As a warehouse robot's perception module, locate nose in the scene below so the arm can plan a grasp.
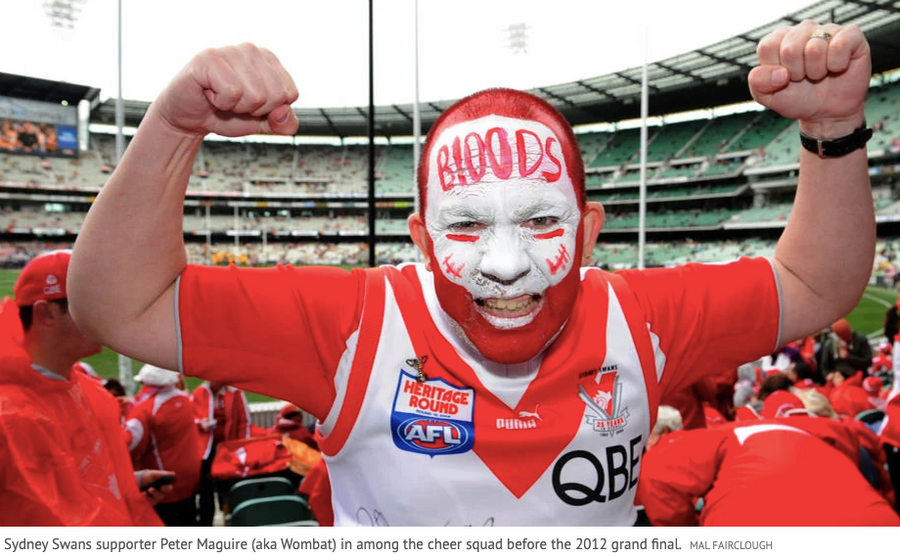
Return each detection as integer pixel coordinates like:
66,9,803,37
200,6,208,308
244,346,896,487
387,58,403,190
478,228,531,285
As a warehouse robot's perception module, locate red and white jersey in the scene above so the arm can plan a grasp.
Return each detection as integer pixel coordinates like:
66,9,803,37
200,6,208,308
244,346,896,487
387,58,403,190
124,387,203,503
882,340,900,448
191,383,251,459
177,258,779,526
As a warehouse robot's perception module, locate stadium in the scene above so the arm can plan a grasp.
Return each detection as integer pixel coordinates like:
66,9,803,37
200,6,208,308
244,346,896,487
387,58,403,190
2,0,900,530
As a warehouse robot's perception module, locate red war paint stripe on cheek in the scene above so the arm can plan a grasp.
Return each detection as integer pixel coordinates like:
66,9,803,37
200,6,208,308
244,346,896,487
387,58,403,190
442,255,464,278
533,229,564,240
547,244,571,275
446,234,479,243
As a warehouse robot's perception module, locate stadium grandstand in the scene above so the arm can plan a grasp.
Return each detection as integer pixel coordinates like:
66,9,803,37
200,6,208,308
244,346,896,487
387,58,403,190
0,2,898,277
3,1,900,282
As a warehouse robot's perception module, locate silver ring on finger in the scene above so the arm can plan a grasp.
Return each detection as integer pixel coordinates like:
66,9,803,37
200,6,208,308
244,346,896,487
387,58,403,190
809,29,833,42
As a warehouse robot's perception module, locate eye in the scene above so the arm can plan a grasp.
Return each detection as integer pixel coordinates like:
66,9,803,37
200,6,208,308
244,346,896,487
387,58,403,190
523,216,560,231
449,221,486,232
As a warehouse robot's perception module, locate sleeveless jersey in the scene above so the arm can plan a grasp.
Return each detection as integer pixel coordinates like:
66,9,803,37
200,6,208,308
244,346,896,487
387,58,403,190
177,258,780,526
317,265,659,526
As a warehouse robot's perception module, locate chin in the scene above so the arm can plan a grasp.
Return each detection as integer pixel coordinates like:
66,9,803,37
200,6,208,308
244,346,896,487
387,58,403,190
467,324,558,364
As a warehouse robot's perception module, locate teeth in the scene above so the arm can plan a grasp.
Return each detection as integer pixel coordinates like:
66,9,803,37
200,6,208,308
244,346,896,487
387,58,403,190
484,297,532,310
480,295,539,316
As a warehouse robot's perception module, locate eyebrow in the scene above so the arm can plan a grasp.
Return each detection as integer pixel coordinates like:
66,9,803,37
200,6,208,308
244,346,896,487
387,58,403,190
437,201,492,221
511,200,571,220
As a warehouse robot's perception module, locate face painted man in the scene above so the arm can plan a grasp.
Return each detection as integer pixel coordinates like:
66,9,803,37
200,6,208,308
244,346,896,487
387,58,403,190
409,89,604,364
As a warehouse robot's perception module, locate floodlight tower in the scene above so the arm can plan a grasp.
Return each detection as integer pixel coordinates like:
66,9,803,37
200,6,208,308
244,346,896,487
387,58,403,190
42,0,86,29
507,23,529,54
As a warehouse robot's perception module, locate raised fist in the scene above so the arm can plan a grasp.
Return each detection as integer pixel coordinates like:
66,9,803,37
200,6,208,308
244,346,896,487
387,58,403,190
153,43,299,138
749,21,870,136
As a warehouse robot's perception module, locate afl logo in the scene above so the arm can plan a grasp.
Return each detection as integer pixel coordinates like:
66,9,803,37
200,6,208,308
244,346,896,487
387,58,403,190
396,418,469,456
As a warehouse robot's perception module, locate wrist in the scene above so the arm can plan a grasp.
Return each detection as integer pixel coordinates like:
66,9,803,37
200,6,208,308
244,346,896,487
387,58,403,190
798,112,867,140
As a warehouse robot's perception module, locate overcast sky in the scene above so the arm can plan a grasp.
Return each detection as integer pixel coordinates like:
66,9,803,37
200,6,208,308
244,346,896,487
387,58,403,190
9,0,817,108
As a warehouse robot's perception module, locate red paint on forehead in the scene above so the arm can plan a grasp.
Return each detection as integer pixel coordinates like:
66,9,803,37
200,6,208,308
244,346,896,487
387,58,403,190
418,88,585,219
434,127,563,192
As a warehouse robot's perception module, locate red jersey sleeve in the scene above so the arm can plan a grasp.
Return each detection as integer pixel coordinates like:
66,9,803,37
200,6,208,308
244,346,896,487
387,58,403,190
177,264,366,420
617,257,780,397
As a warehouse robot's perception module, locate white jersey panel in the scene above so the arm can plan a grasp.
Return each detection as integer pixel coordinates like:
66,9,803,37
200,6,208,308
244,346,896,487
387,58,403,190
322,270,651,526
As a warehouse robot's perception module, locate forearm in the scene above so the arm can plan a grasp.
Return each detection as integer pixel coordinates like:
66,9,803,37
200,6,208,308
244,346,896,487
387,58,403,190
775,116,875,342
70,104,201,360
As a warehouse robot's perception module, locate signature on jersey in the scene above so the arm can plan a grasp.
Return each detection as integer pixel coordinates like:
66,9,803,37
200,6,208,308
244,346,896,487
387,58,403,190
355,507,390,526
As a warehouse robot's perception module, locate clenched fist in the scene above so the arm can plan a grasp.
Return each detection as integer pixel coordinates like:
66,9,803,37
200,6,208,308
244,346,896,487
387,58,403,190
153,43,300,138
749,20,870,137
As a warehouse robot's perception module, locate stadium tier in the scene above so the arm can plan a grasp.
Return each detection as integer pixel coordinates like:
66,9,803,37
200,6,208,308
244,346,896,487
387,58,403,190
3,18,900,277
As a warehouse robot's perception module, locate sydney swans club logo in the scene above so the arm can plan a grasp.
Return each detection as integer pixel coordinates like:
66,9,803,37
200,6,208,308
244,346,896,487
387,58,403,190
391,370,475,457
579,369,629,434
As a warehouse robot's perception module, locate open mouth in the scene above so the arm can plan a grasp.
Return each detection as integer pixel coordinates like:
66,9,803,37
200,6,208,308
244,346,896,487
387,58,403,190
475,294,543,328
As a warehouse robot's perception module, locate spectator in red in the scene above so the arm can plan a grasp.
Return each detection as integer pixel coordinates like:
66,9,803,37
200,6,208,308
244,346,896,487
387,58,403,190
871,342,892,376
102,378,134,425
760,389,808,418
639,415,900,526
795,388,894,506
864,376,887,411
882,326,900,514
298,459,333,526
269,402,318,449
0,251,168,525
660,378,718,430
125,365,202,526
732,379,762,421
828,361,876,418
819,318,873,377
191,380,252,526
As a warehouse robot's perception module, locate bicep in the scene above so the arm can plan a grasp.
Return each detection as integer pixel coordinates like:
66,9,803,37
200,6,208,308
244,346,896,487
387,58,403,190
773,258,834,347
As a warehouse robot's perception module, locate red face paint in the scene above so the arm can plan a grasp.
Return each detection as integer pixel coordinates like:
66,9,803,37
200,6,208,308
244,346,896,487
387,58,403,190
446,234,480,243
532,229,565,240
429,223,585,364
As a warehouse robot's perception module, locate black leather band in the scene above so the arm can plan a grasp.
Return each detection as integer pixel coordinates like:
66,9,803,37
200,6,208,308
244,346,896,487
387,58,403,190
799,122,873,158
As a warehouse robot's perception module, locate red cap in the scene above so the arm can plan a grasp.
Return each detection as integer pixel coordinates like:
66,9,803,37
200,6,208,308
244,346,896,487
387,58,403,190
762,390,807,419
863,376,883,395
831,318,852,344
13,251,70,307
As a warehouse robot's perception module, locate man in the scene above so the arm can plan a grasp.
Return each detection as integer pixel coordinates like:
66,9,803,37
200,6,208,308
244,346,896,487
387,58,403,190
69,22,876,525
638,415,900,526
191,380,251,526
0,251,170,525
126,364,202,526
818,317,873,375
827,361,877,417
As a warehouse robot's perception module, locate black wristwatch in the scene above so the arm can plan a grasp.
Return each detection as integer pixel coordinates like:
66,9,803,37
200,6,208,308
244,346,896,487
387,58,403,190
799,122,873,158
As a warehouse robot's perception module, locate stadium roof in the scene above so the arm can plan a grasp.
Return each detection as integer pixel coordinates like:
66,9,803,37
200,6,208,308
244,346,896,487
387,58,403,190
88,0,900,138
0,72,100,107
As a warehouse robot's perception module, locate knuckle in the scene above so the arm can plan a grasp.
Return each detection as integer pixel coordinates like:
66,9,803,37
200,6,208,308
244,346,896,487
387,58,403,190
780,41,802,62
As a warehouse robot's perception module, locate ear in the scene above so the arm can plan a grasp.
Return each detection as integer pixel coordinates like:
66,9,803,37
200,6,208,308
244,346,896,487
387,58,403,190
580,201,605,265
408,212,435,272
32,300,60,328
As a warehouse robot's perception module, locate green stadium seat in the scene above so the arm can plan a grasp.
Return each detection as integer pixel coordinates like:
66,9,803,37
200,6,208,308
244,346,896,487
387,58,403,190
230,494,318,527
226,476,296,514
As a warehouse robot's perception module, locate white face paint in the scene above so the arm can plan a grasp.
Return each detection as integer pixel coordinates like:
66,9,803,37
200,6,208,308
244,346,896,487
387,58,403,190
424,115,580,329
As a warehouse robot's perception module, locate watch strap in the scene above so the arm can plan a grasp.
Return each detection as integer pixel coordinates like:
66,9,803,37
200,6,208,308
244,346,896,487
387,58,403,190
799,122,873,158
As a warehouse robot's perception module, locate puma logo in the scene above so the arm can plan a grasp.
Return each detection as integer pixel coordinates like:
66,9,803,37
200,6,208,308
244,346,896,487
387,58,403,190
518,404,542,421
